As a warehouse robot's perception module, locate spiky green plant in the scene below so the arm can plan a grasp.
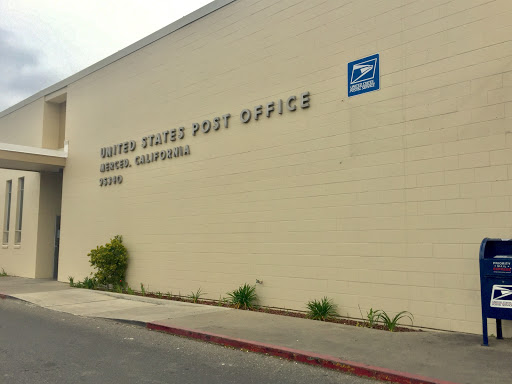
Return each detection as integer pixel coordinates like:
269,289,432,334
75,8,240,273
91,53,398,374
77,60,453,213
189,288,205,303
227,283,257,309
379,310,414,331
366,308,383,328
68,276,75,287
306,297,338,321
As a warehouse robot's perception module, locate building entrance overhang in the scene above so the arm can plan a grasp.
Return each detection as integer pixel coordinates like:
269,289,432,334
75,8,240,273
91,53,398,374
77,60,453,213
0,142,67,172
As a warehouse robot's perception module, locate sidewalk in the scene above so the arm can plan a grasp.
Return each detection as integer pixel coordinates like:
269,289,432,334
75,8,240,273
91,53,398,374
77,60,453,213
1,276,510,384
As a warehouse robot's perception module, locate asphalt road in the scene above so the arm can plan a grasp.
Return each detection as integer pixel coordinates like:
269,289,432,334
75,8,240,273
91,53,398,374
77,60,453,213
0,299,375,384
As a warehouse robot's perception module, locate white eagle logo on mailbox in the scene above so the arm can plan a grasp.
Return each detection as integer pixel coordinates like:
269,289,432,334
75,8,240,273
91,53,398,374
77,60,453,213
490,285,512,308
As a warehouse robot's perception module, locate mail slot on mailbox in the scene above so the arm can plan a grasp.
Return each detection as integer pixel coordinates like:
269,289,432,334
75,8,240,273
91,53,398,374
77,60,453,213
479,238,512,346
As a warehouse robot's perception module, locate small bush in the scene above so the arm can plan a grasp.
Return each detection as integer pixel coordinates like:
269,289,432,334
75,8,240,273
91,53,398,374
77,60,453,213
0,268,7,277
69,276,97,290
88,235,128,286
379,310,414,332
227,283,257,309
83,276,98,290
306,297,338,321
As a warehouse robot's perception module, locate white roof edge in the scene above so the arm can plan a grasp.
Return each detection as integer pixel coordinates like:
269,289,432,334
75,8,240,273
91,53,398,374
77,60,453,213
0,141,69,158
0,0,237,118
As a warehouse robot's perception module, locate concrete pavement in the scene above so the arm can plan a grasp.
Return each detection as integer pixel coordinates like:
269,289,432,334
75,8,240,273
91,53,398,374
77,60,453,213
0,276,228,323
1,276,510,384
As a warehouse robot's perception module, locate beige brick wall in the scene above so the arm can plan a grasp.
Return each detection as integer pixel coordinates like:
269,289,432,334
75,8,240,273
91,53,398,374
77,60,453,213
3,0,512,334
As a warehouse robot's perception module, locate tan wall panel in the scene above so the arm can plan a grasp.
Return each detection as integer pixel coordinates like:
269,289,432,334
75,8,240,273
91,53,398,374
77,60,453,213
59,103,66,148
0,171,40,277
42,102,61,149
0,100,44,147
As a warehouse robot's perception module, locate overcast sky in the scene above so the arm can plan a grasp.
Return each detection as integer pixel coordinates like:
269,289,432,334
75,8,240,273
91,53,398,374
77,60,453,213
0,0,213,112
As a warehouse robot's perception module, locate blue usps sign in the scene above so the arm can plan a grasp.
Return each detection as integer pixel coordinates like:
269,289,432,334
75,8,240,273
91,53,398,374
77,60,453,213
347,54,380,97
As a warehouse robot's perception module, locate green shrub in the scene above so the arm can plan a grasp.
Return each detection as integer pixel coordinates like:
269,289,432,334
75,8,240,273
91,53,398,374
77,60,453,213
379,310,414,331
227,283,257,309
0,268,7,277
83,276,98,290
88,235,128,286
68,276,97,290
306,297,338,321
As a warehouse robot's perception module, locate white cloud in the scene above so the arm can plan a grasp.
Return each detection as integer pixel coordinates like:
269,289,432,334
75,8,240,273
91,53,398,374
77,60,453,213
0,0,213,111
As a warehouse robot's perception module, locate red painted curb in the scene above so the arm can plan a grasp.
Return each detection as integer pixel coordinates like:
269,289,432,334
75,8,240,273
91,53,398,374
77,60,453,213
147,322,459,384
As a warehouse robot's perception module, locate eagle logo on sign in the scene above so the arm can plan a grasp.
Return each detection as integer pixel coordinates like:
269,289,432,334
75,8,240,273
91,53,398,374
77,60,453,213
350,59,377,85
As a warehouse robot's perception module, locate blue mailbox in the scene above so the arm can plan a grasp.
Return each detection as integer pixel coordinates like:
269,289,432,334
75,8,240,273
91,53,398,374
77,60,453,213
479,238,512,346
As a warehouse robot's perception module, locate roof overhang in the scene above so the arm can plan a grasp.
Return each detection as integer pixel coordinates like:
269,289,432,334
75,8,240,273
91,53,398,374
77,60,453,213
0,142,67,172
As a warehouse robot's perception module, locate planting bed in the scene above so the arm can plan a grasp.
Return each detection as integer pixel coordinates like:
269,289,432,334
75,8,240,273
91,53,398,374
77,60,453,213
92,288,419,333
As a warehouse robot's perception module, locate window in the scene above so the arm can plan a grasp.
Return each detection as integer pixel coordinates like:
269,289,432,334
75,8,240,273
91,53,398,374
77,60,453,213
14,177,24,244
3,180,12,244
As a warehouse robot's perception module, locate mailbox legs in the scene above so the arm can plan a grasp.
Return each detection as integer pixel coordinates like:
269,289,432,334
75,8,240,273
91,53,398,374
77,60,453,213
482,316,489,346
496,319,503,340
483,318,506,345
